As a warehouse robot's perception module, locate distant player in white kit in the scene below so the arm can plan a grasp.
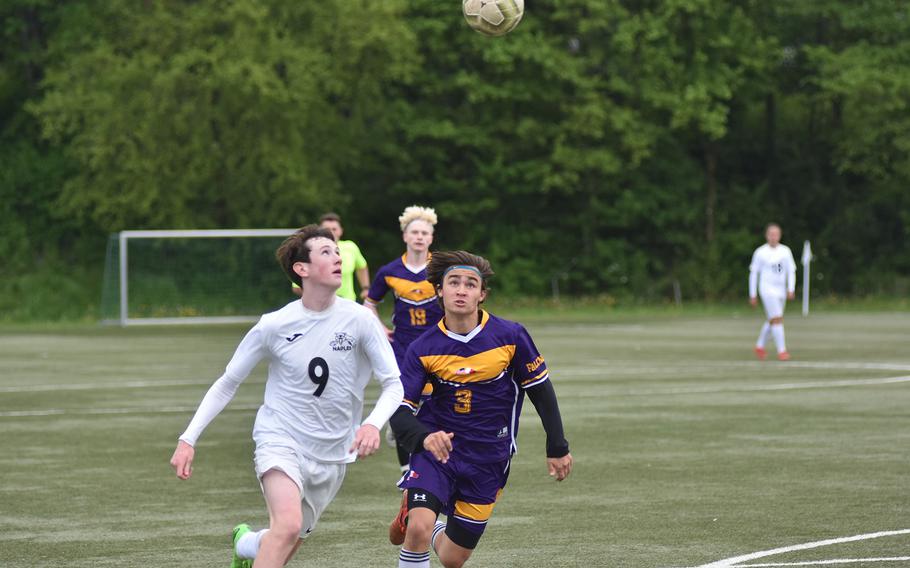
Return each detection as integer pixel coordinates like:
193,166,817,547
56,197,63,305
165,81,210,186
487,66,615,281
169,224,404,568
749,223,797,360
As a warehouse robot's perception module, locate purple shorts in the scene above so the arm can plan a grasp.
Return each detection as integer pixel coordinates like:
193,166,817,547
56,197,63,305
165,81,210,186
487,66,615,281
399,450,511,546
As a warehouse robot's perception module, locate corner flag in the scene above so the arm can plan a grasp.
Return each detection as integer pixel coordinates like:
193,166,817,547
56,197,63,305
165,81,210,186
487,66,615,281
801,241,812,316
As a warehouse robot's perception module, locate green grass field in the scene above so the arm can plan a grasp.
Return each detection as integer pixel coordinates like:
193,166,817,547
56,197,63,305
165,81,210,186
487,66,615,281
1,310,908,567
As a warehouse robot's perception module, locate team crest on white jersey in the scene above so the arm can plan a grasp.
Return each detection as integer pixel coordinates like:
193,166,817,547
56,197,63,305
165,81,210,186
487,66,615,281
330,332,355,352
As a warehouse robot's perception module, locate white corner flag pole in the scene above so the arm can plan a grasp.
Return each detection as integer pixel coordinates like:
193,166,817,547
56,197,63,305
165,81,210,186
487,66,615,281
801,240,812,316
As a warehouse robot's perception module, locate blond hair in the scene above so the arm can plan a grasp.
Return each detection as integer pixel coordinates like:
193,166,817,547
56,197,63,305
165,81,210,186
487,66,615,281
398,205,438,232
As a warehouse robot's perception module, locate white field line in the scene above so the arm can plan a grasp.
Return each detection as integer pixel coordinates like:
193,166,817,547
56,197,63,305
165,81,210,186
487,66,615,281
567,361,910,374
688,528,910,568
736,557,910,567
2,377,907,419
3,361,908,393
757,362,910,372
614,376,910,397
0,403,261,418
0,379,219,393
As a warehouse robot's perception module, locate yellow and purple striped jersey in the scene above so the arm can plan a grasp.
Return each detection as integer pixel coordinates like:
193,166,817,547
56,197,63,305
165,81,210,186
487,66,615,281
400,310,550,463
366,254,444,346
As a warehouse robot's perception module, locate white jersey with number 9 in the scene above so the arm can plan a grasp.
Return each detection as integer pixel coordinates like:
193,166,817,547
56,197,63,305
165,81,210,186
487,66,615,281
179,298,401,464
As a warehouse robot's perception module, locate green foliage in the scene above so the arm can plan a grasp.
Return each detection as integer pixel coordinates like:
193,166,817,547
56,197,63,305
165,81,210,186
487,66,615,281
27,0,417,230
1,0,908,320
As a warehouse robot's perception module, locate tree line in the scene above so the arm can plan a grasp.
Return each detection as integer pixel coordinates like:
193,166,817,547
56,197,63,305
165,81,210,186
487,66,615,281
1,0,908,319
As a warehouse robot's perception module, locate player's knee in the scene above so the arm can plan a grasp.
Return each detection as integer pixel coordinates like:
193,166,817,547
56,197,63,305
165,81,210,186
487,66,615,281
404,515,434,545
440,549,472,568
269,518,303,545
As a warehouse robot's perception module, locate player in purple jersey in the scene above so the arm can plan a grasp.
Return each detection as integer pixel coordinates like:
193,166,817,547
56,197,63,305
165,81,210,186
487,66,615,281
365,206,445,473
386,251,573,568
364,205,444,350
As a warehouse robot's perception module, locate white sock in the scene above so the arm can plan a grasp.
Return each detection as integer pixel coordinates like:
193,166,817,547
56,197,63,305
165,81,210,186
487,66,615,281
236,528,267,559
756,322,771,348
431,520,446,555
398,548,430,567
771,323,786,353
400,464,410,474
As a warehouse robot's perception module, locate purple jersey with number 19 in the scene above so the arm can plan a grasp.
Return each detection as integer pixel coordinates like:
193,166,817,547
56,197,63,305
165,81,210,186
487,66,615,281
399,310,550,464
366,254,444,348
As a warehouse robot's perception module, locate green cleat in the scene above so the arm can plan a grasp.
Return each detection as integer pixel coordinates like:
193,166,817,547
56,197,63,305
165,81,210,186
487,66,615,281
231,523,252,568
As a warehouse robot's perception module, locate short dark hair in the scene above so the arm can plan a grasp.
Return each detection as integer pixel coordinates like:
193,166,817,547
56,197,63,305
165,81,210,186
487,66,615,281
426,250,495,292
319,212,342,224
276,224,336,286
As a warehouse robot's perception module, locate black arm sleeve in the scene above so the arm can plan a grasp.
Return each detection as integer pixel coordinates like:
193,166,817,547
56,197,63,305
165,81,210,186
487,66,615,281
388,406,431,455
525,380,570,458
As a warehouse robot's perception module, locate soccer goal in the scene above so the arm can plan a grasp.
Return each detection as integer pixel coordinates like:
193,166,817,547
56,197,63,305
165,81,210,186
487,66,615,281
101,229,298,326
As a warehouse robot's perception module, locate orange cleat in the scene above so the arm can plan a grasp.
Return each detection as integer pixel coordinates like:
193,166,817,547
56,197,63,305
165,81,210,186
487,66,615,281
778,351,791,361
753,346,767,360
389,490,408,545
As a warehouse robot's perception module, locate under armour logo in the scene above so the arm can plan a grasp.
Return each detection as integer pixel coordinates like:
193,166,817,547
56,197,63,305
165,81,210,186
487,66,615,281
412,493,427,502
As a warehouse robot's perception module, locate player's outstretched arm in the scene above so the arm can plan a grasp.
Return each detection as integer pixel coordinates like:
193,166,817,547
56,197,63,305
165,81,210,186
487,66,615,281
526,380,572,481
352,372,405,459
170,440,195,480
357,314,406,462
169,322,263,479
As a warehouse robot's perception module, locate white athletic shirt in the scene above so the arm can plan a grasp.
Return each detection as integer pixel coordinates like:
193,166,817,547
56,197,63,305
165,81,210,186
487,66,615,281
749,243,797,298
179,298,403,464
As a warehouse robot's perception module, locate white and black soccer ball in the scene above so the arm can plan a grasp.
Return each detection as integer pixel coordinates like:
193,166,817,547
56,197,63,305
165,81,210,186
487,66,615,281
462,0,525,37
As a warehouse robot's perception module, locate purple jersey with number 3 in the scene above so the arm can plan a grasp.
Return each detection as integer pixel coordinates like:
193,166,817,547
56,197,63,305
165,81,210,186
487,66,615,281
399,310,550,464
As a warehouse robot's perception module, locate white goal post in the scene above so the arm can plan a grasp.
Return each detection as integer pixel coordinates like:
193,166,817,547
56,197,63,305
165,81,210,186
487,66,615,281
103,229,298,326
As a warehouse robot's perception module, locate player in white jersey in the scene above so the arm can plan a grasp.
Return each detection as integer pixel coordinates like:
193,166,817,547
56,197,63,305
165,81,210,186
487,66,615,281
749,223,797,360
169,225,404,568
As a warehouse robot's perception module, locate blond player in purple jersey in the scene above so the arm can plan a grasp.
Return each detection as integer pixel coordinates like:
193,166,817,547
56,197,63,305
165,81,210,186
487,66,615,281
365,206,444,473
386,251,573,568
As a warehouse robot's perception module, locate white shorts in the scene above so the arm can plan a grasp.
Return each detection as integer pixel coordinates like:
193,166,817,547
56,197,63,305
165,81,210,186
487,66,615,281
760,293,786,319
254,442,346,537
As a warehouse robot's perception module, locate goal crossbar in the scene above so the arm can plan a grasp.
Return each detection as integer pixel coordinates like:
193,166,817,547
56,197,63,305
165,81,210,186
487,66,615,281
113,228,298,326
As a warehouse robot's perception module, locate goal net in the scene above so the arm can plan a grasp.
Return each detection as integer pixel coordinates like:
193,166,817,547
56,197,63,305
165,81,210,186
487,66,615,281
101,229,299,326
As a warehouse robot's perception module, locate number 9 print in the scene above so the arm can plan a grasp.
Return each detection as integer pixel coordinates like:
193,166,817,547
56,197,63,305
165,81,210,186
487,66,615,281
307,357,330,397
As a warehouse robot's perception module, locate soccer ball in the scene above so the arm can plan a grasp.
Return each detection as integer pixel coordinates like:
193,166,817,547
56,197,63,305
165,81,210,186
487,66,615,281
463,0,525,37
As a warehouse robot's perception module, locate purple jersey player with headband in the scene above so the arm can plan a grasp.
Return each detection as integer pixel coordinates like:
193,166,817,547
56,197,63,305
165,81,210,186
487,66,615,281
387,251,573,568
